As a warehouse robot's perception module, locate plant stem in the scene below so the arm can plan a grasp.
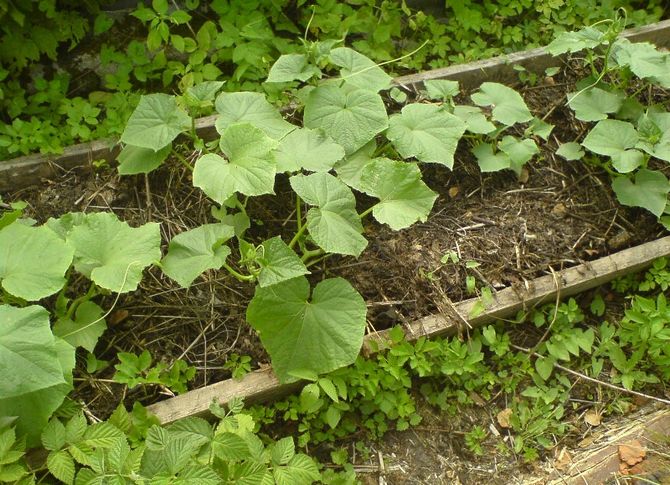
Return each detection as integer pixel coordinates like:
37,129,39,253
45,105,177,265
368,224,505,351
296,193,303,233
222,263,255,282
65,283,98,319
172,149,193,171
359,205,375,219
301,247,323,262
288,224,308,249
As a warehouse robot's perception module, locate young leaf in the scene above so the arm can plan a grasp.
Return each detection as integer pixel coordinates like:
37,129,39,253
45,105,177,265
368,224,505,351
612,39,670,88
0,305,64,398
581,120,643,173
117,144,171,175
546,26,607,55
472,143,510,172
333,140,376,192
266,54,320,83
270,437,295,466
161,223,235,288
304,85,388,155
556,142,585,161
120,94,191,151
289,173,367,257
67,212,161,293
471,82,533,126
386,103,466,168
359,158,437,230
423,80,460,100
214,92,295,140
0,222,73,300
453,105,496,134
246,276,366,382
567,88,624,122
53,301,106,353
184,81,225,105
274,128,345,173
525,117,554,141
611,169,670,217
329,47,392,92
499,136,539,175
193,123,278,204
47,449,75,484
257,237,310,288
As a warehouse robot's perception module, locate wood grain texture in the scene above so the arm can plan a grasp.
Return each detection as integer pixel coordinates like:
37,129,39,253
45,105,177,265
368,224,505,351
3,20,670,192
147,236,670,424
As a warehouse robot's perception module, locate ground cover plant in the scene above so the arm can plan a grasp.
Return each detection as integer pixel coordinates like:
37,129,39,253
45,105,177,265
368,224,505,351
0,0,665,160
1,13,670,484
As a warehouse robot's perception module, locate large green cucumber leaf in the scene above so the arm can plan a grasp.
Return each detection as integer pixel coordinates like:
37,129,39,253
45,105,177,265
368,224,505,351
612,39,670,88
333,141,376,193
266,54,321,83
0,222,73,300
567,88,624,122
1,346,73,448
611,169,670,217
0,305,64,397
546,26,607,55
214,92,295,140
274,128,345,173
117,144,171,175
120,94,191,151
304,85,388,155
386,103,466,168
53,301,106,353
289,173,367,257
471,82,533,126
257,237,309,288
582,119,643,173
499,136,539,175
67,212,161,293
359,158,437,230
246,276,366,382
161,223,235,288
329,47,392,92
193,123,278,204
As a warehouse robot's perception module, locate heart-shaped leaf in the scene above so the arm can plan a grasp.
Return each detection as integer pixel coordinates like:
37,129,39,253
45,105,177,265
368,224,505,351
304,85,388,155
472,143,510,172
611,169,670,217
546,26,607,55
214,92,295,140
120,94,191,151
246,276,366,382
556,142,585,161
289,173,367,257
267,54,320,83
386,103,466,168
359,158,437,230
333,141,376,192
257,237,309,288
453,105,496,134
612,39,670,87
274,128,345,173
117,144,171,175
53,301,106,353
471,82,533,126
193,123,278,204
329,47,392,92
582,119,643,173
161,223,235,288
567,88,624,121
423,80,460,100
67,213,161,293
0,222,73,300
499,136,539,175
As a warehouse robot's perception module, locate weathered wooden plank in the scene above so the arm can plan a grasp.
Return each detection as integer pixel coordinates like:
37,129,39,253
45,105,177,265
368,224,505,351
147,236,670,424
3,19,670,192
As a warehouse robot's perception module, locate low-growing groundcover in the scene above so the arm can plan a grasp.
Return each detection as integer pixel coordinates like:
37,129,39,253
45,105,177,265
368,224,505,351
1,18,670,483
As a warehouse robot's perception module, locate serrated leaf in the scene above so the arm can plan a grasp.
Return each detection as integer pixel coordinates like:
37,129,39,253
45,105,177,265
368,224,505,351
47,450,75,484
360,158,437,230
556,142,584,161
65,414,87,445
582,120,643,173
67,213,161,293
423,80,459,100
257,237,310,288
270,437,294,466
161,223,235,287
453,105,496,134
212,432,249,461
472,143,510,172
168,417,212,448
0,222,73,300
386,103,465,168
246,276,367,382
325,406,341,429
567,88,624,121
274,128,345,173
304,85,388,155
214,92,295,140
318,378,338,402
120,94,190,151
611,169,670,217
193,123,278,204
53,301,106,353
471,82,532,126
289,173,367,257
282,454,321,483
267,54,320,83
117,144,171,175
84,422,124,448
42,419,66,451
329,47,392,92
333,140,376,192
499,136,539,174
0,305,64,398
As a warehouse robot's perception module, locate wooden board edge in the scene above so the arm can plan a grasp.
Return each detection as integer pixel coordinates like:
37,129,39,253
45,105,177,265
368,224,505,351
3,19,670,192
147,235,670,424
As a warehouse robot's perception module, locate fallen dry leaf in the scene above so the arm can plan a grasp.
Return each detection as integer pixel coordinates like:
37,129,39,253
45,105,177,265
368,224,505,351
619,439,646,467
448,186,460,198
497,408,513,428
553,447,572,471
584,410,601,426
